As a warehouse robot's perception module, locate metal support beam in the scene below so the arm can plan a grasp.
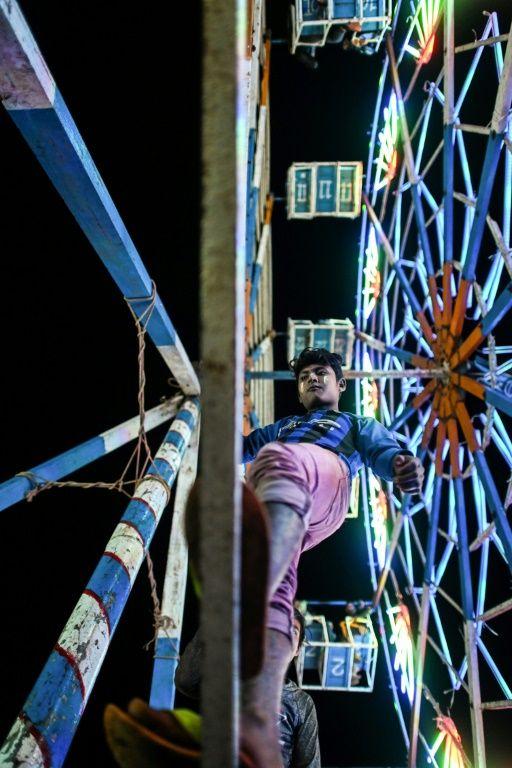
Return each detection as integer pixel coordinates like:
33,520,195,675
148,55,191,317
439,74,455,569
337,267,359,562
450,21,512,342
200,0,245,764
247,369,444,380
0,397,182,513
0,399,200,768
0,0,199,394
473,451,512,574
408,475,442,768
443,0,455,268
453,476,486,767
149,422,200,710
386,33,437,330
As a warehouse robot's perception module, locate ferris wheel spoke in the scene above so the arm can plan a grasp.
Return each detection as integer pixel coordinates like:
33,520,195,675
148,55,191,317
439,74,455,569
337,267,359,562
435,418,446,476
420,397,439,450
450,281,512,368
441,261,453,336
453,14,494,118
356,330,435,368
386,35,440,329
408,470,443,768
357,8,512,764
472,452,512,575
365,195,437,344
476,636,512,699
450,33,512,347
454,398,512,572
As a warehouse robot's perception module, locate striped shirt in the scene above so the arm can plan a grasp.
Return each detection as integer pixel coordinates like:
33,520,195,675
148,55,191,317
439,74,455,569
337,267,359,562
243,409,410,481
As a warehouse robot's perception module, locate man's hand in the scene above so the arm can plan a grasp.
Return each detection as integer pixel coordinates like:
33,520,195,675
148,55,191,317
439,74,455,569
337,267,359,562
393,454,424,495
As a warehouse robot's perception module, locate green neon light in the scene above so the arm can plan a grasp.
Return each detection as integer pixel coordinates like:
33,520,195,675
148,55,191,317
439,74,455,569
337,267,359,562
374,92,399,192
388,603,415,703
405,0,442,64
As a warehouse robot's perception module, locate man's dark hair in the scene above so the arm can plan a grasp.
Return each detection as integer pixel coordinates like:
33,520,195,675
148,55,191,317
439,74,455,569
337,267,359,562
289,347,344,382
293,607,306,647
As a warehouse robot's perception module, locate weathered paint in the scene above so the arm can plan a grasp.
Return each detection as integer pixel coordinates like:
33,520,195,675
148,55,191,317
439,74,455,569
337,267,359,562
0,1,199,394
0,398,180,513
0,399,200,768
150,423,200,710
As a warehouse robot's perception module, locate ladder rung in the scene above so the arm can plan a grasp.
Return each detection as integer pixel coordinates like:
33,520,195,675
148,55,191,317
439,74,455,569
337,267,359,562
477,597,512,624
480,700,512,711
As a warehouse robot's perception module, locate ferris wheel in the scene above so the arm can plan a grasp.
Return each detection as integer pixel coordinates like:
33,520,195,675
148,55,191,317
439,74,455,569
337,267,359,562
355,2,512,766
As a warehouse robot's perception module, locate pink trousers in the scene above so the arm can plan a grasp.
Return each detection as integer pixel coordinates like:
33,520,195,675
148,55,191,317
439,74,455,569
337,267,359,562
247,441,350,640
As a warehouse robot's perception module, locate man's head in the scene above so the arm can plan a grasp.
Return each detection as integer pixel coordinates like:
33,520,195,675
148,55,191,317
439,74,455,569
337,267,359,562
291,607,306,659
290,347,346,411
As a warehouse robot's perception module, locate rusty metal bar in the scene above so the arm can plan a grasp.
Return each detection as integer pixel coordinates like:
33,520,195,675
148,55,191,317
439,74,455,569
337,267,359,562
200,0,245,763
480,700,512,710
477,597,512,624
455,33,509,54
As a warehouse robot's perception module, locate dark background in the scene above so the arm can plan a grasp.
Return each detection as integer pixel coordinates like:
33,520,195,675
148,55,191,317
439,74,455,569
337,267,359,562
0,1,511,766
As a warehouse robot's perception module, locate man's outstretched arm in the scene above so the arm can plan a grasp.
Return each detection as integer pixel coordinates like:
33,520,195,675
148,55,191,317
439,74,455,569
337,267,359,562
356,417,424,494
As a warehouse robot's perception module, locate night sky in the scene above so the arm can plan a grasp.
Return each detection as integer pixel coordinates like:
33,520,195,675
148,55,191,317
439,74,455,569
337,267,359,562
0,1,511,766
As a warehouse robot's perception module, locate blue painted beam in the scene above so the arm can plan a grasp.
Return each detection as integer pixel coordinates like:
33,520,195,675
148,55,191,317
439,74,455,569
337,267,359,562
389,405,415,432
0,398,181,513
461,133,503,280
0,399,200,768
473,450,512,574
247,370,294,380
484,383,512,418
453,476,475,619
0,1,199,395
443,123,454,265
481,281,512,336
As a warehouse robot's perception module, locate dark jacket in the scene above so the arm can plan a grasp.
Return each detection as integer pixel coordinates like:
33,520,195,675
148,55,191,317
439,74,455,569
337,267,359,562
175,632,321,768
243,408,410,481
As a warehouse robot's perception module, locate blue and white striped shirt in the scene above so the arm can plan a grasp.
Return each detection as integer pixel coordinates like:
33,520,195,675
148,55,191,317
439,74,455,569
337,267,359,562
243,409,410,481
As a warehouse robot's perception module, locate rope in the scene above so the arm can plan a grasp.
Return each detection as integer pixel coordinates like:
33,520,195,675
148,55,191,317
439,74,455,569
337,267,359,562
16,471,134,502
18,281,177,648
126,284,174,646
143,549,175,650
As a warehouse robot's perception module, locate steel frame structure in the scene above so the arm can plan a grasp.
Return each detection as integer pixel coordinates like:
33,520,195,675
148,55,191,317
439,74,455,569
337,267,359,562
244,1,276,433
0,0,251,765
356,2,512,766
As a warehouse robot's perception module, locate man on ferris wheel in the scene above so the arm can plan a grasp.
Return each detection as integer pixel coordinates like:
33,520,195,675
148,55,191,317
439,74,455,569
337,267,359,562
241,345,424,767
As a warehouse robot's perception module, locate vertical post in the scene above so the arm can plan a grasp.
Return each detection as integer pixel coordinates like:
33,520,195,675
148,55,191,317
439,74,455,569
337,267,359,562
408,475,442,768
449,22,512,346
386,34,439,329
442,0,455,334
201,0,246,765
0,401,200,768
452,475,486,767
442,0,454,265
149,423,200,710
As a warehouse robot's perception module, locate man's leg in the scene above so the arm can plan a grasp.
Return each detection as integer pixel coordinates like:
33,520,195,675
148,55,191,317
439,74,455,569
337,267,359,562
242,442,349,767
240,501,304,767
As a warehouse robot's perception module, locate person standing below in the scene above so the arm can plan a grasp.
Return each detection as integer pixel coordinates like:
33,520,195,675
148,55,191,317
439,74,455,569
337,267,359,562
175,608,321,767
241,347,423,767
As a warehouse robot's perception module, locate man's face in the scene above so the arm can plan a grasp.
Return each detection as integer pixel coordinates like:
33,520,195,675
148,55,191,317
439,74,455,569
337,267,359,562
297,363,346,411
291,618,302,660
